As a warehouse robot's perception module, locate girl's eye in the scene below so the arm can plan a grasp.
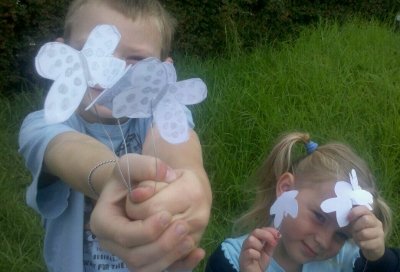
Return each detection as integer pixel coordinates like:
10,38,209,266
313,211,326,223
335,232,349,241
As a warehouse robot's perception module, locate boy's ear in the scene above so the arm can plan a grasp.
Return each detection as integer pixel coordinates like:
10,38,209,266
165,57,173,63
276,172,296,197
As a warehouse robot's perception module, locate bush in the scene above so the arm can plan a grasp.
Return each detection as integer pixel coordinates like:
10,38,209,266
0,0,67,95
1,0,398,96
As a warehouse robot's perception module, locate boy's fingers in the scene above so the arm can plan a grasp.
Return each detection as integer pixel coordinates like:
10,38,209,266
91,210,172,247
118,154,177,185
99,220,197,271
128,181,169,203
154,248,205,272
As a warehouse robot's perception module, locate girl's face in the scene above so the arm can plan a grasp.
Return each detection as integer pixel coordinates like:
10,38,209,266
274,175,351,270
67,3,163,124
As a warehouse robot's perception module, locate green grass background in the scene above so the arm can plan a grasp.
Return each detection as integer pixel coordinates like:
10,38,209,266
1,18,399,271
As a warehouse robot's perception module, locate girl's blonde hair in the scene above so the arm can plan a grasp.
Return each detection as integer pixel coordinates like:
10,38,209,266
234,132,392,239
63,0,176,60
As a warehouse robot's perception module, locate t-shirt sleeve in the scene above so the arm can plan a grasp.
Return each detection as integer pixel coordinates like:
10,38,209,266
353,248,400,272
206,244,238,272
18,110,76,218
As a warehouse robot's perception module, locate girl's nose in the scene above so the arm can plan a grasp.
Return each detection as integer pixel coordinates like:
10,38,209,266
315,227,334,250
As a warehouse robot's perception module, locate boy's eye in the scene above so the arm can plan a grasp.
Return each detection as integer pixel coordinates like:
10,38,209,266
125,56,147,65
313,211,326,223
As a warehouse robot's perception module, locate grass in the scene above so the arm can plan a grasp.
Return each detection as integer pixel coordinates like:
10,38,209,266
1,18,400,271
0,90,46,271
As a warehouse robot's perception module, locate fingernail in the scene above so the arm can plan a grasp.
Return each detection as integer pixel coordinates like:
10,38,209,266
160,212,171,227
175,224,187,237
277,231,282,239
165,167,177,182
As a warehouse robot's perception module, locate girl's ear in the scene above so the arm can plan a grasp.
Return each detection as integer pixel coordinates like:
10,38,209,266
276,172,296,197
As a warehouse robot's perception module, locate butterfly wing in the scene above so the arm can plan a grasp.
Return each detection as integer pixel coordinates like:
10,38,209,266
168,78,207,105
285,191,299,219
44,70,87,123
270,195,285,228
163,61,177,83
81,24,127,88
35,41,86,123
35,42,80,80
153,94,189,144
110,58,169,118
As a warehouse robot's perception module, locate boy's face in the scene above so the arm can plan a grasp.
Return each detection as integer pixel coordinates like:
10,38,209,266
274,180,351,269
68,3,163,123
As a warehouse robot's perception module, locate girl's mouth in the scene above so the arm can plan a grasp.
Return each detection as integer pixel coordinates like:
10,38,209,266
302,241,317,258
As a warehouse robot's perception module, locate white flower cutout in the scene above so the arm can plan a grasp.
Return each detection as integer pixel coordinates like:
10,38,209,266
320,169,373,227
35,24,129,124
87,57,207,144
270,190,299,229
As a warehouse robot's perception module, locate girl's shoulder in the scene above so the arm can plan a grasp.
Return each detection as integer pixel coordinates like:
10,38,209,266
304,241,359,272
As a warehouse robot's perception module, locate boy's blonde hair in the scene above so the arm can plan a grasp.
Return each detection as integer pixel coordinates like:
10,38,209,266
235,132,392,240
64,0,176,59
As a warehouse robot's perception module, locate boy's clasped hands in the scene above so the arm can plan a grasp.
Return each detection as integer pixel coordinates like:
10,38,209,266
91,151,210,271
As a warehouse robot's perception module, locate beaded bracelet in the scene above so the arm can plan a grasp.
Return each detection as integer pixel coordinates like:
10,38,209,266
87,159,117,197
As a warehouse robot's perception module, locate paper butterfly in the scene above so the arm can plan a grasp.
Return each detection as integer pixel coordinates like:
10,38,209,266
88,57,207,144
35,24,129,124
320,169,373,227
270,190,299,229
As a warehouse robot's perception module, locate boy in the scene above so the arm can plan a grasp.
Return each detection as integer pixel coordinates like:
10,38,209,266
18,0,211,271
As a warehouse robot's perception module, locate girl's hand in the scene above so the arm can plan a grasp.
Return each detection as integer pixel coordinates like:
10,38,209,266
239,227,281,272
348,206,385,261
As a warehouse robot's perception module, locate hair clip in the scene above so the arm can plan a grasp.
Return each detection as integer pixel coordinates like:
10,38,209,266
305,140,318,154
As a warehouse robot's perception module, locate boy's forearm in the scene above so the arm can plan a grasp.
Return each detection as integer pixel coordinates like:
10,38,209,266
143,127,212,203
44,131,116,198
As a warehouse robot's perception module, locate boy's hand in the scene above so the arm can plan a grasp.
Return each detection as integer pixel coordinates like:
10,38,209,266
126,167,210,271
90,153,207,272
348,206,385,261
239,227,281,272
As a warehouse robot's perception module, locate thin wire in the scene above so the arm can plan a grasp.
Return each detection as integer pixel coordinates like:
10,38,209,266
89,91,131,191
88,90,160,195
150,100,158,194
117,118,132,191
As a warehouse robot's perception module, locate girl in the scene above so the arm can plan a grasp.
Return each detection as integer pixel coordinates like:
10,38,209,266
206,132,399,272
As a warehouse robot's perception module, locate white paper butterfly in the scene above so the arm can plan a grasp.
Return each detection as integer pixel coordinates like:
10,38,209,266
320,169,373,227
270,190,299,229
35,24,129,124
88,57,207,144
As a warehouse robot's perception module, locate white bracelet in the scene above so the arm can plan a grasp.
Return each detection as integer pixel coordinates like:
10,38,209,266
87,159,117,197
